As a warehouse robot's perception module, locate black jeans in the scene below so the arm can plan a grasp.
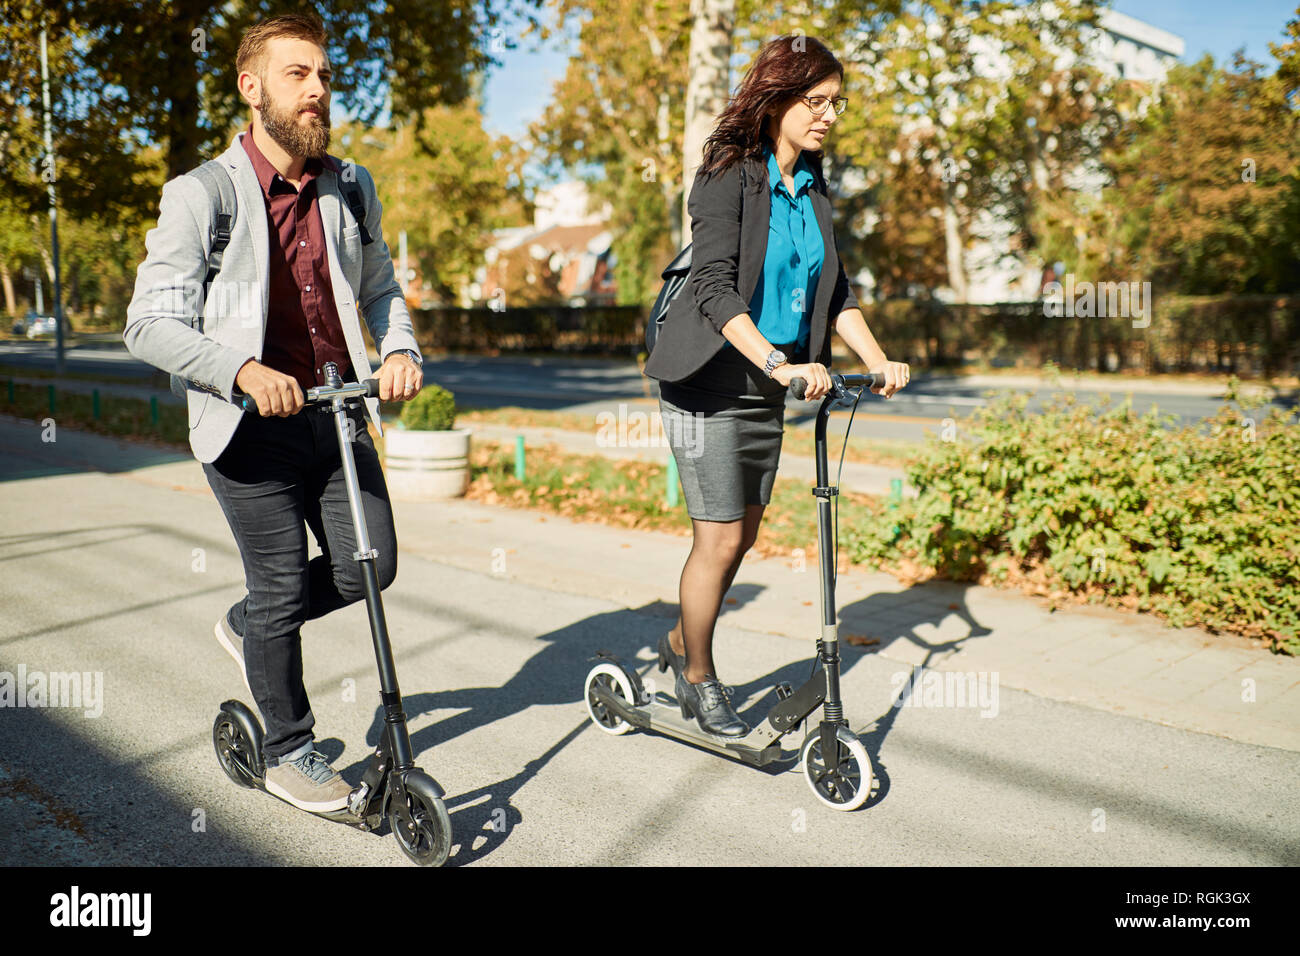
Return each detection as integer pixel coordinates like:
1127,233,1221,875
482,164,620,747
202,404,397,763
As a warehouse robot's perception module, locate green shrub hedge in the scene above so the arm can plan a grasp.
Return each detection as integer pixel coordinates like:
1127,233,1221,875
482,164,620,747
844,378,1300,654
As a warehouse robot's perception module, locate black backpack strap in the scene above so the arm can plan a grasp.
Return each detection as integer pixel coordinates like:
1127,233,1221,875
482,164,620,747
171,159,236,399
340,177,374,246
187,159,237,324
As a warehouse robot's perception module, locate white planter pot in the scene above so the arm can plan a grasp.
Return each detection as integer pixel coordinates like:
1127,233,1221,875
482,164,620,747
384,427,472,499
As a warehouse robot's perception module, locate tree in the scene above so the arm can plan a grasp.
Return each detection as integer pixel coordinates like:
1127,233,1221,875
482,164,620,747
1105,53,1300,294
532,0,691,305
339,103,529,304
830,1,1106,302
0,4,160,224
1,0,535,200
680,0,734,242
0,196,38,317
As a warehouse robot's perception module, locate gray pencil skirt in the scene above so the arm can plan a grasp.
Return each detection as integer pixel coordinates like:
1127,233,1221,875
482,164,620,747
657,341,795,522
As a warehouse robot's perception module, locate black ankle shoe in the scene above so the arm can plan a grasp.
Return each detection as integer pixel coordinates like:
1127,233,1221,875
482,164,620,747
676,672,748,738
657,632,686,678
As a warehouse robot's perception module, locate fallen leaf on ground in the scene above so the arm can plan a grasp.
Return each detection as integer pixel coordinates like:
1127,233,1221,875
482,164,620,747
844,635,880,647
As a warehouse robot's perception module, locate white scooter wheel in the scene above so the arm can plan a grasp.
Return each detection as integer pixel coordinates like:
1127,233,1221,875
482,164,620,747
584,663,639,736
800,725,873,811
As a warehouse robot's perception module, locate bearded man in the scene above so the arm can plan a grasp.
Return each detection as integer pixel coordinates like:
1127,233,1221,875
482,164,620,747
124,13,423,812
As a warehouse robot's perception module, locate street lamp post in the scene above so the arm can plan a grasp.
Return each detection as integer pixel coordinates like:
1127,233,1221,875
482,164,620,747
40,27,66,374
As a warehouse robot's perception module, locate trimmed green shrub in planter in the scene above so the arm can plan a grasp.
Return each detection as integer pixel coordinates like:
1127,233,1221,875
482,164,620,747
399,383,456,432
386,383,470,498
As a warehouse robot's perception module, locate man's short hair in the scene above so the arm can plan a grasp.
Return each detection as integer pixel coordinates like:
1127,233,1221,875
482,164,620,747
236,13,328,84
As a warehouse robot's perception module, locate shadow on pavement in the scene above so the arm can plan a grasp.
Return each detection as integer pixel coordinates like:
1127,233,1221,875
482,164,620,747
0,703,282,866
352,582,995,859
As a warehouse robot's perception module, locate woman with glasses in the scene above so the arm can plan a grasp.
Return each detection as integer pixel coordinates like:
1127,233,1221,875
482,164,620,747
644,35,910,736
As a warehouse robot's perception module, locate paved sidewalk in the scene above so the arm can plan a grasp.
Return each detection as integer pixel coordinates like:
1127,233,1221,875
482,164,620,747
45,416,1291,754
390,496,1299,753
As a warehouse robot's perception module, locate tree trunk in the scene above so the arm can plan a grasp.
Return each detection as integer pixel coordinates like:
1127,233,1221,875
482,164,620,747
941,182,968,304
641,26,682,251
681,0,735,244
0,261,15,318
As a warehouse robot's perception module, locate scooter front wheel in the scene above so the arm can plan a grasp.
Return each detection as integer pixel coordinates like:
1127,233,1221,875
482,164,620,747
388,771,453,867
212,708,262,789
584,663,638,736
800,726,872,812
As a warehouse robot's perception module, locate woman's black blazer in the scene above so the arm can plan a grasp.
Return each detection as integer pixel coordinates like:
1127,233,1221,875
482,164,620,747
644,151,860,384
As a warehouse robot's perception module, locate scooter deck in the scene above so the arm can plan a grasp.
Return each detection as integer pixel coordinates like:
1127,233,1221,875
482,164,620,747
594,683,791,767
646,701,791,767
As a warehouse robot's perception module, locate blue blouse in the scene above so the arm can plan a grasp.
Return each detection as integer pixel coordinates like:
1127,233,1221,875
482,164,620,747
747,143,825,352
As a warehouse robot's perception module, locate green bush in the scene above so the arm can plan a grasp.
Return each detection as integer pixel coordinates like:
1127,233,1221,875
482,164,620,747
843,378,1300,654
399,383,457,431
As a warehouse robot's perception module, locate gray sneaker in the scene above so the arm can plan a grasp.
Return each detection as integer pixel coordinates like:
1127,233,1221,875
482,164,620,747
264,750,352,813
214,612,251,693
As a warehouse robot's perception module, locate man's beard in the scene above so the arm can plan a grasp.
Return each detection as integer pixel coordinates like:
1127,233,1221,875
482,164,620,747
259,83,330,159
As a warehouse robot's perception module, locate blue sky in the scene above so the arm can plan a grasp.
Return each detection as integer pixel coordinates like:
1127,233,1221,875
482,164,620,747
480,0,1299,142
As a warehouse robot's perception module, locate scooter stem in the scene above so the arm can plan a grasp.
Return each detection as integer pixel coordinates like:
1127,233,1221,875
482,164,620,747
812,387,844,725
322,363,416,773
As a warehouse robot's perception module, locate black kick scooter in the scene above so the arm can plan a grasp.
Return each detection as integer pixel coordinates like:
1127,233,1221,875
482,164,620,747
583,372,885,811
211,362,453,865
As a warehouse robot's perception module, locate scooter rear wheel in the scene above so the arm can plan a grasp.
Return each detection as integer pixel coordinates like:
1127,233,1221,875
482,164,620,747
584,663,638,735
800,726,872,812
388,771,453,867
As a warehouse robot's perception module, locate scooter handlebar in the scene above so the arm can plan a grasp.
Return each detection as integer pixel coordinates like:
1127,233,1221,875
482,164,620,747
231,378,381,415
787,372,886,401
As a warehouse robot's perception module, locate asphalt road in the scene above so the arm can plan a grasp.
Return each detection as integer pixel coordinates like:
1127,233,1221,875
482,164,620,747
3,340,1293,447
1,418,1295,866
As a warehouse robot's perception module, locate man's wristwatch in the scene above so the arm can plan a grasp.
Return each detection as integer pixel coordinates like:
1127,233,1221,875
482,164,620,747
391,349,422,367
763,349,788,378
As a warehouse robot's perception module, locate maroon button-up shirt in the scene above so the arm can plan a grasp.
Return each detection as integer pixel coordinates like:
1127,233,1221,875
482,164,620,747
241,128,352,390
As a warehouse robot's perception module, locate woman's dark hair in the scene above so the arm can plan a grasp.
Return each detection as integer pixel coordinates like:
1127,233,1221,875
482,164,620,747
699,35,844,177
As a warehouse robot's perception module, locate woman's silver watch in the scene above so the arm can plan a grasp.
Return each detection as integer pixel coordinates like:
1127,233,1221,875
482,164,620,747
763,349,788,378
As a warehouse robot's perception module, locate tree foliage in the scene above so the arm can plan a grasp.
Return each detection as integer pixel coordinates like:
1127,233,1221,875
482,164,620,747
339,103,530,304
1103,52,1300,294
2,0,534,192
531,0,690,306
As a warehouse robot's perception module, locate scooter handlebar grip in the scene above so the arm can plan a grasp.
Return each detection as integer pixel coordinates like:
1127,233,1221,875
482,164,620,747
362,378,380,398
231,389,261,415
789,377,808,401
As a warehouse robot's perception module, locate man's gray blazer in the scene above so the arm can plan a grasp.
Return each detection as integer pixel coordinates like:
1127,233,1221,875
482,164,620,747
643,151,859,384
124,131,421,463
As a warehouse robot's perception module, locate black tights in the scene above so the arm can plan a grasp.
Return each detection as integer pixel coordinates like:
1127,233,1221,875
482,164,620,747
668,504,765,683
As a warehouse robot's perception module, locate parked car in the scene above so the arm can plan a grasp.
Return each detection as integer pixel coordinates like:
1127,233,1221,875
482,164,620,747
24,312,58,338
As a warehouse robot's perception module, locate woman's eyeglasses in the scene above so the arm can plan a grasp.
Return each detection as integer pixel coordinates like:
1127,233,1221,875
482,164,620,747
802,95,848,116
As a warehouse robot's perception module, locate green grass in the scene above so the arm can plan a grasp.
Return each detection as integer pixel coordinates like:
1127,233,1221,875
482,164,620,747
458,404,924,468
463,436,881,559
0,379,188,446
